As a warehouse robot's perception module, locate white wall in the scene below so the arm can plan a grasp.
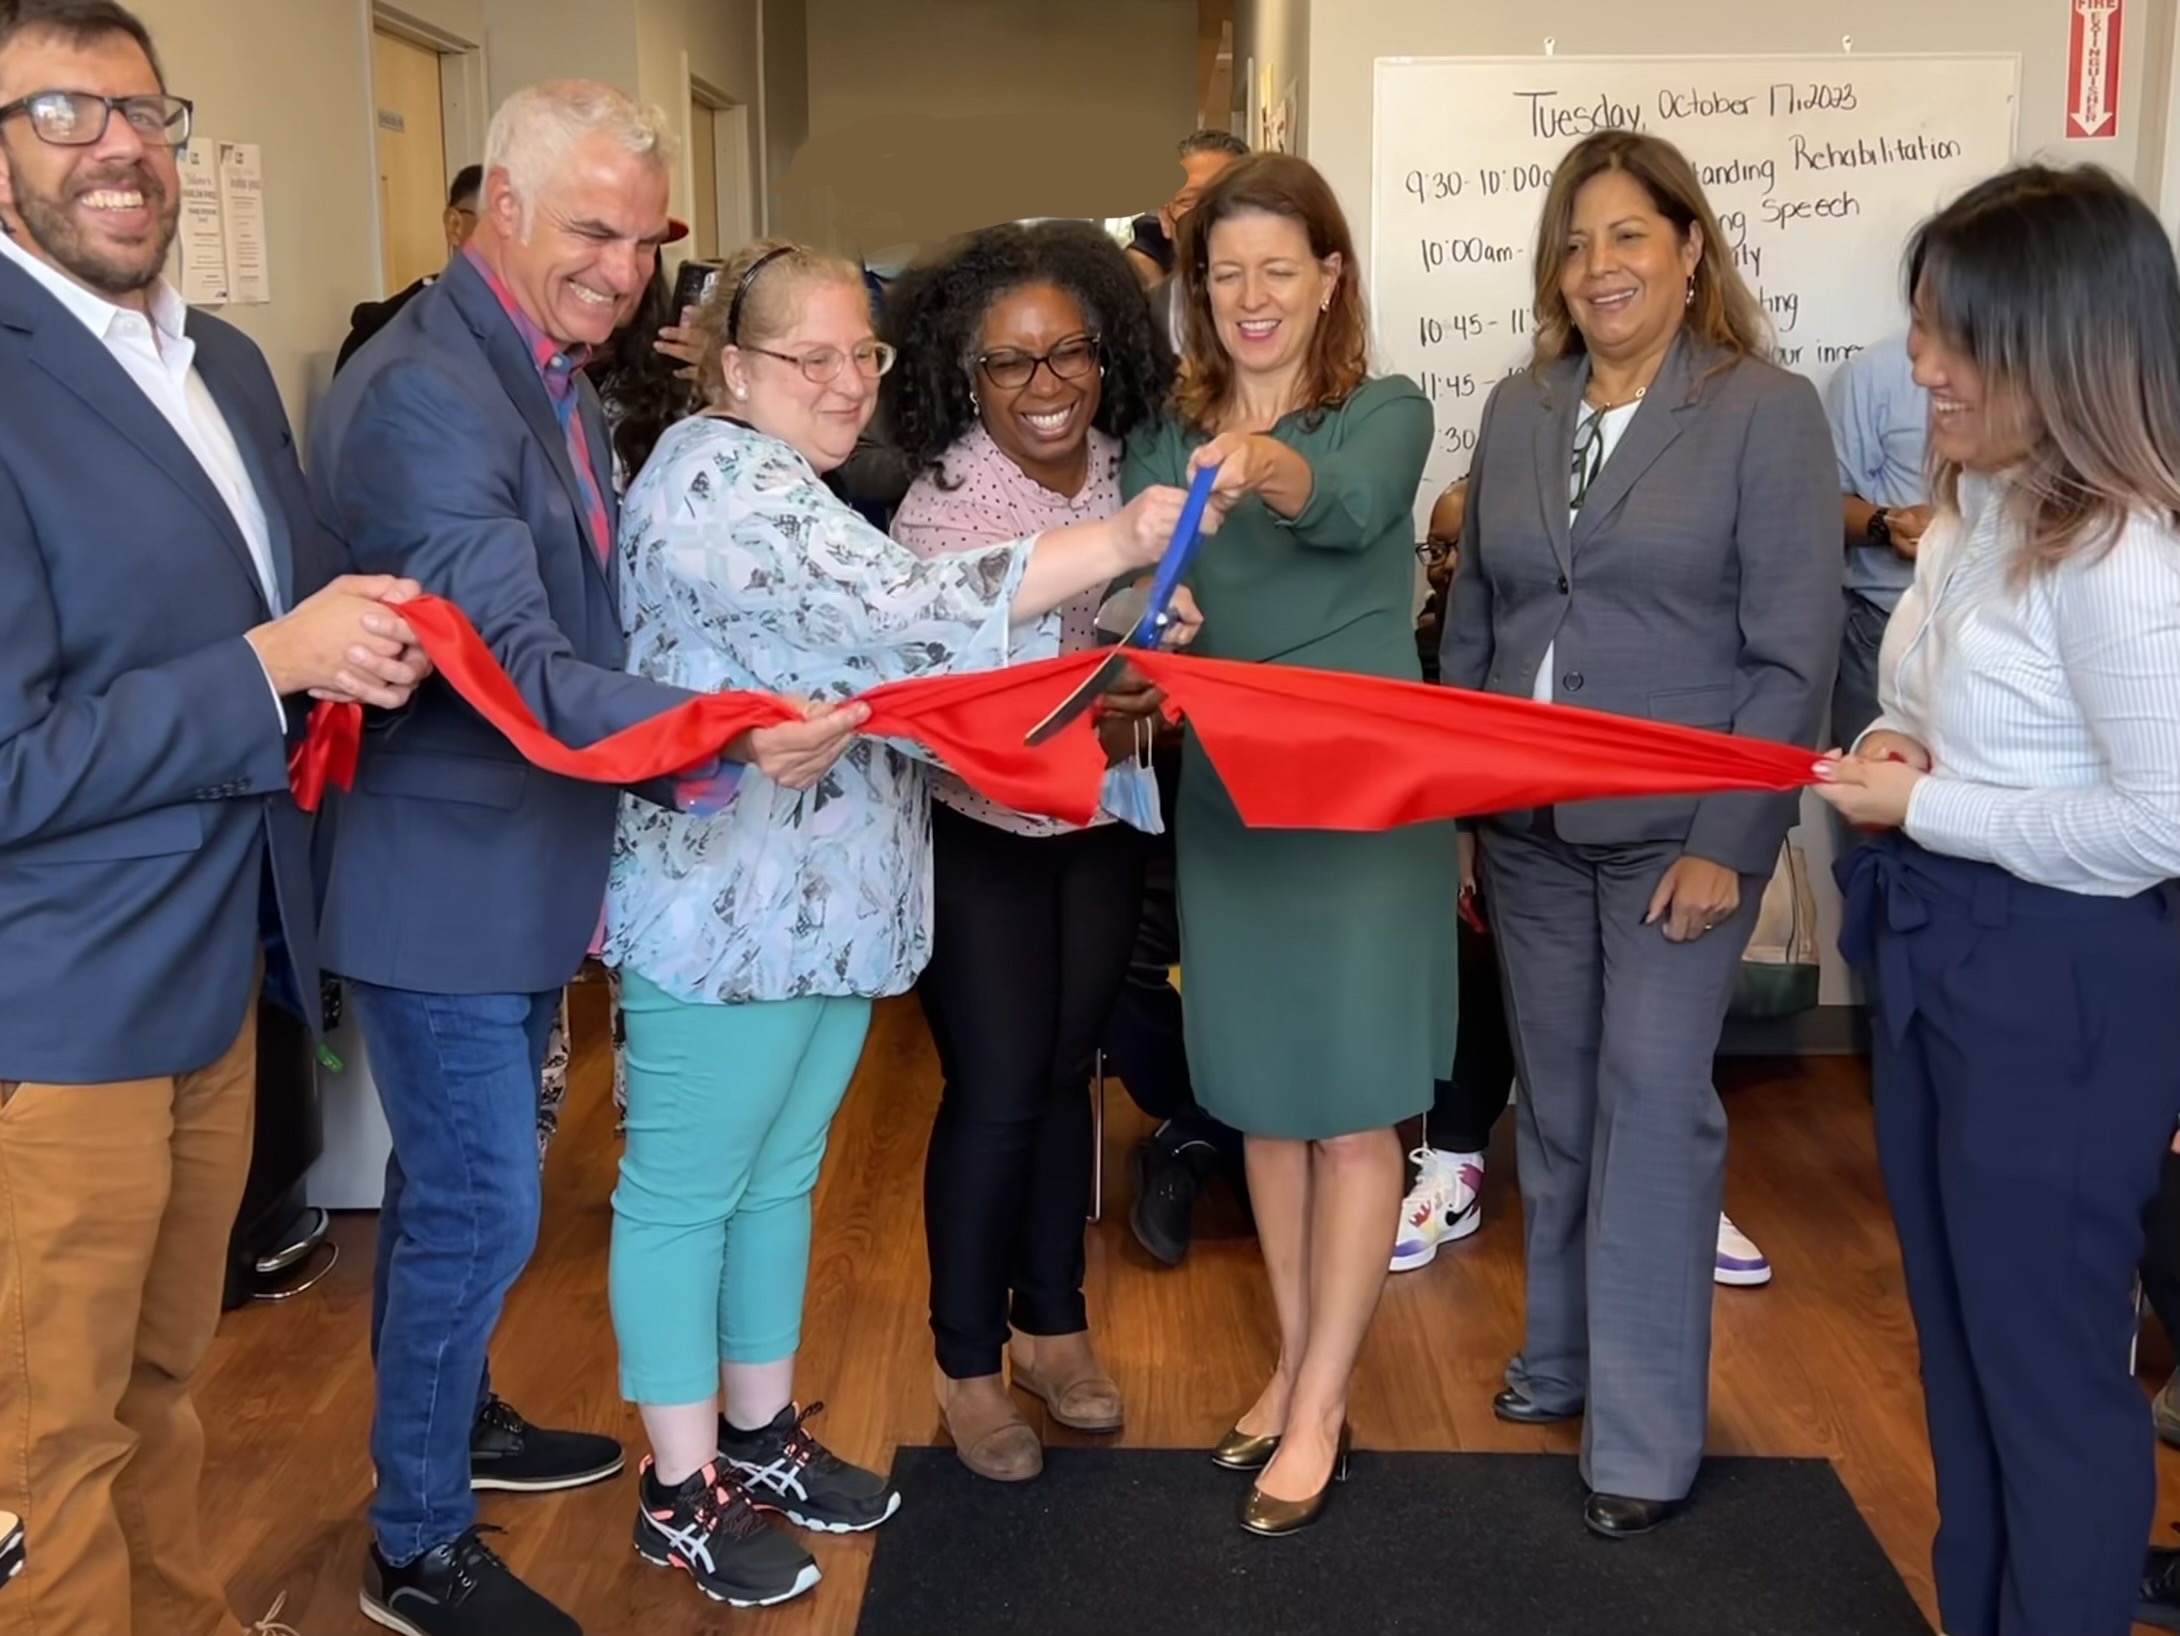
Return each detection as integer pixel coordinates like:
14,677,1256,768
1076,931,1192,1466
480,0,638,109
761,0,810,220
783,0,1195,256
139,0,379,430
635,0,762,252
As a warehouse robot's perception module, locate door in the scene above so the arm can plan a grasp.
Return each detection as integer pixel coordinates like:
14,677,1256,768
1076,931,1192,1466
373,29,449,294
689,98,720,260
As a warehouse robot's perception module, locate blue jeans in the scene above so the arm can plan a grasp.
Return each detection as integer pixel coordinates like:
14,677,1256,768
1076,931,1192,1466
351,981,560,1565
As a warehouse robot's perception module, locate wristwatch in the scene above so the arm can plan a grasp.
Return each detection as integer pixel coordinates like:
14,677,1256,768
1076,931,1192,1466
1866,507,1892,548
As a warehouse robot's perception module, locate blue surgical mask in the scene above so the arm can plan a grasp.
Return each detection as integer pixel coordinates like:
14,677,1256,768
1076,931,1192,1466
1097,715,1164,834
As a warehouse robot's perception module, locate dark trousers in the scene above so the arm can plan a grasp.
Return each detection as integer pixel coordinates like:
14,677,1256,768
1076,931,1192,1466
1839,834,2180,1636
2143,1152,2180,1349
1423,914,1518,1154
1100,749,1245,1179
920,806,1145,1380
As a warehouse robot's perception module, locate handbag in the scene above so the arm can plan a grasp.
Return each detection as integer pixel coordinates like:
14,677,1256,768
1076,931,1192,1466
1728,839,1821,1019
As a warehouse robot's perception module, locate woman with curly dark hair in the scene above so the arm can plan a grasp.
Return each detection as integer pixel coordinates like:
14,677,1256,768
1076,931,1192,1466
884,219,1175,1482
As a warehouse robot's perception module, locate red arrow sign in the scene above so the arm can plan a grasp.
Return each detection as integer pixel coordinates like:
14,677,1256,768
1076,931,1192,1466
2068,0,2123,140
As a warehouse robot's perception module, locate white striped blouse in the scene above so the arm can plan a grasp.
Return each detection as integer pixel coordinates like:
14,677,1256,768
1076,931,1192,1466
1870,471,2180,896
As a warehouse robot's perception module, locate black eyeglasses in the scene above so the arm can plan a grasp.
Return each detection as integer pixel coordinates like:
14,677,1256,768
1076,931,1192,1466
1415,537,1455,564
0,90,192,150
974,335,1102,391
743,340,897,385
1570,406,1608,512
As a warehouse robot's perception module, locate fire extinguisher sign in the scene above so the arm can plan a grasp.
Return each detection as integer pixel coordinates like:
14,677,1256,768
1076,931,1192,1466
2067,0,2122,141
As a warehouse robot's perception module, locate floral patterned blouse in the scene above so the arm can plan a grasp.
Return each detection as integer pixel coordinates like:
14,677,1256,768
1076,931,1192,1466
601,414,1053,1004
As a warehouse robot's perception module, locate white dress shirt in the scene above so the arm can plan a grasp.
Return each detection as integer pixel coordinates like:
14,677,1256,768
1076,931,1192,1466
1533,399,1639,702
0,228,287,716
1870,471,2180,896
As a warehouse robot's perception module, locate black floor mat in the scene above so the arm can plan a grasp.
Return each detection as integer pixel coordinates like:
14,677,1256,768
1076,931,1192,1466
854,1446,1929,1636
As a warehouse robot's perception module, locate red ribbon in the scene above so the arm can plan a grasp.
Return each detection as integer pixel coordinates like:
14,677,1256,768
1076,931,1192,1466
290,594,1819,827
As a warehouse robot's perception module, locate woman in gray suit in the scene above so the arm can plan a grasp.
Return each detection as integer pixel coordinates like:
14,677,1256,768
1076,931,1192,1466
1440,130,1839,1537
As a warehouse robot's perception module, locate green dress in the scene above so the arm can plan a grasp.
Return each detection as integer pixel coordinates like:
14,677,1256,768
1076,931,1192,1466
1121,375,1456,1139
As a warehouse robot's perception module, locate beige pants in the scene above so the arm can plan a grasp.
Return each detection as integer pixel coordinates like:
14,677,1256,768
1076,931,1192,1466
0,1008,257,1636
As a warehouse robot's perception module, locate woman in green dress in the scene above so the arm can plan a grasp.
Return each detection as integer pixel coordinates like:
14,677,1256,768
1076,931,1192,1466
1118,153,1452,1535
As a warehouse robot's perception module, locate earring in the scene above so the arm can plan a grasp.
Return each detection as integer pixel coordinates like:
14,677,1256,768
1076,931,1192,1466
1685,278,1695,308
1320,295,1331,311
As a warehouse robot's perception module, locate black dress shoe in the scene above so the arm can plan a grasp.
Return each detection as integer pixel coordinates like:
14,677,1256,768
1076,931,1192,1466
470,1395,624,1492
2139,1536,2180,1630
362,1525,581,1635
1583,1492,1685,1538
1129,1133,1205,1267
1491,1387,1580,1425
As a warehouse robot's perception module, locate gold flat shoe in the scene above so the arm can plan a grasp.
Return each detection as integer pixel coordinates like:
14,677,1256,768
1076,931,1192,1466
1239,1424,1351,1537
1210,1425,1281,1471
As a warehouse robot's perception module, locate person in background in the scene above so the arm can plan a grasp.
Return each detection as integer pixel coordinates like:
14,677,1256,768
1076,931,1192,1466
603,238,1199,1605
1824,330,1929,757
1126,152,1449,1537
883,219,1176,1481
1126,130,1249,289
1444,130,1837,1538
1811,167,2180,1636
312,82,862,1636
0,3,429,1630
1395,477,1518,1272
338,165,479,372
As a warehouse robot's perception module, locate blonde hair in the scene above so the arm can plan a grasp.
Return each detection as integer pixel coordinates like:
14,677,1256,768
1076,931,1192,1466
1527,130,1766,378
1908,164,2180,577
483,81,675,238
689,238,866,406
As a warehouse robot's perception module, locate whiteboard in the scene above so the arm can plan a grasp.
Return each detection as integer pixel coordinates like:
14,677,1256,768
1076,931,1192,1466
1371,53,2021,519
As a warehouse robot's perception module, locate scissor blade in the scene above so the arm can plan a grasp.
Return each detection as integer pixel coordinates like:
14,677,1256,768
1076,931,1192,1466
1022,650,1130,746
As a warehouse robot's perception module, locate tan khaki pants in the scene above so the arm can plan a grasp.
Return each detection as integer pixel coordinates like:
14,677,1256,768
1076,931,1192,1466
0,1009,257,1636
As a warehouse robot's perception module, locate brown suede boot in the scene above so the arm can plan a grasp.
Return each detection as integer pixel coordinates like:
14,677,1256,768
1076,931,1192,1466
934,1363,1043,1481
1009,1330,1125,1433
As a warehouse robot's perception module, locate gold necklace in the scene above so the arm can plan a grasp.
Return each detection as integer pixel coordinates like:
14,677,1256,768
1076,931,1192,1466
1584,383,1647,414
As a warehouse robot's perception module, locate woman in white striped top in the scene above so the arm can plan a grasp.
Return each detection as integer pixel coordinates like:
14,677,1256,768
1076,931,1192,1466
1815,164,2180,1636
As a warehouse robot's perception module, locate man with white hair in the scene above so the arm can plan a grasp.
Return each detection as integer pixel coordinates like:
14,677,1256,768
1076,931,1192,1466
312,80,863,1636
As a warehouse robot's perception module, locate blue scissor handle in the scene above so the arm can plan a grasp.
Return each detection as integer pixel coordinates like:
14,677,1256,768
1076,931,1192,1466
1128,463,1219,647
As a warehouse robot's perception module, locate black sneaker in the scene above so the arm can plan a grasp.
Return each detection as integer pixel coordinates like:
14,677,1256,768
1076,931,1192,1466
632,1458,820,1607
717,1402,902,1533
2143,1538,2180,1630
1129,1130,1206,1267
361,1526,579,1636
470,1395,623,1492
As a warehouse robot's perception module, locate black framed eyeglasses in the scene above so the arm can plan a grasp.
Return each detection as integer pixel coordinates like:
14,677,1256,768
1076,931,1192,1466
1415,536,1455,565
974,334,1102,391
1570,406,1607,512
743,339,897,385
0,90,193,150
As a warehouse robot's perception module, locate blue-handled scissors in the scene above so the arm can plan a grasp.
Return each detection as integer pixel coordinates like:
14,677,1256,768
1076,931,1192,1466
1023,464,1218,746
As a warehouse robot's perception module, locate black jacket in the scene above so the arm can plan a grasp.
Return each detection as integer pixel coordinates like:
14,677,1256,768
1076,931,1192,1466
334,275,432,374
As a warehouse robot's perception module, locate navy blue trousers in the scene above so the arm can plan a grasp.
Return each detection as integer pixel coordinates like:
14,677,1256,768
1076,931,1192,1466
1839,834,2180,1636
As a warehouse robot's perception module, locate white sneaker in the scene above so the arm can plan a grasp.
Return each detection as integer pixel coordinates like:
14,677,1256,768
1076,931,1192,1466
1715,1212,1772,1287
1390,1149,1484,1272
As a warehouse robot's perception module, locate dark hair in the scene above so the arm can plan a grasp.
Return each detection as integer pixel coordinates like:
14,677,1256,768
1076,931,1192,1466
880,219,1174,482
587,262,694,483
446,164,482,211
1907,163,2180,576
1528,130,1764,375
0,0,161,84
1179,128,1249,160
1173,152,1366,430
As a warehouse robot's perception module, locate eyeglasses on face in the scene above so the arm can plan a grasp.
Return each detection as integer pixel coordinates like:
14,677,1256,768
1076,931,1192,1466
741,339,897,385
1415,537,1456,564
0,90,192,150
973,334,1102,391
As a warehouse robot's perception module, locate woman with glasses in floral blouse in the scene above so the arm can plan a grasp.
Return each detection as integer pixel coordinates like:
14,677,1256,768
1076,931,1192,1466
598,239,1203,1612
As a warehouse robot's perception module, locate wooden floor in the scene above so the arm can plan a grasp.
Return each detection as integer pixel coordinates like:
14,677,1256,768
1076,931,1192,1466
196,987,2180,1634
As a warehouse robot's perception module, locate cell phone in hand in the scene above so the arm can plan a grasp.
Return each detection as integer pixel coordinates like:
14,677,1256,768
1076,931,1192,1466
672,260,724,318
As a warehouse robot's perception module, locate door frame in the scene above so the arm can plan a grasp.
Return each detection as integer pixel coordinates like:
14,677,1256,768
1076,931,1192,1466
360,1,487,299
686,68,757,262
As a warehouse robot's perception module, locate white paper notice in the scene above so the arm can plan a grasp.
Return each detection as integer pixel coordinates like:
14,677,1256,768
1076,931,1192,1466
177,141,227,305
215,141,270,304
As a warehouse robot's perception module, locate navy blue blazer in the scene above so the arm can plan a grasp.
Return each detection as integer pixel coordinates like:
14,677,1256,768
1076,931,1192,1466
309,255,696,996
0,256,334,1084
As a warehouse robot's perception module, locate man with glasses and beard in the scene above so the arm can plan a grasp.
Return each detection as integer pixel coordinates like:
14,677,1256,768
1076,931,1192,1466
0,4,433,1631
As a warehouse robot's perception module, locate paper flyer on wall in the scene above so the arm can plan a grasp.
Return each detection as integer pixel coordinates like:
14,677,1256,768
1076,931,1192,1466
215,141,270,305
177,141,227,305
